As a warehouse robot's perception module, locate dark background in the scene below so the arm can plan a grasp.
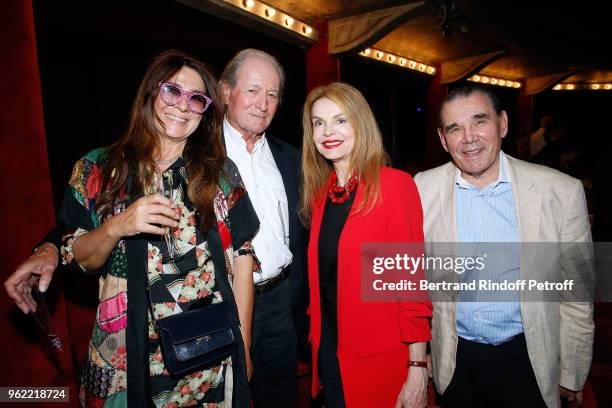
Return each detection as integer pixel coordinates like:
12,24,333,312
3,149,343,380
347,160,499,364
35,0,612,239
34,0,307,210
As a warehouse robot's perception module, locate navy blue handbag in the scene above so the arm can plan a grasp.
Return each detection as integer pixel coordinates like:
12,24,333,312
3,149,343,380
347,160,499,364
147,288,236,376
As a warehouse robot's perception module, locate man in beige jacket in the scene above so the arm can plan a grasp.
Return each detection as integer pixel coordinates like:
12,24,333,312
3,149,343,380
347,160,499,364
414,85,593,407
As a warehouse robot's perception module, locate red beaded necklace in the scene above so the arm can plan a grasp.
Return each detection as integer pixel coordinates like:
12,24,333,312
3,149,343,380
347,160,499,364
328,170,359,204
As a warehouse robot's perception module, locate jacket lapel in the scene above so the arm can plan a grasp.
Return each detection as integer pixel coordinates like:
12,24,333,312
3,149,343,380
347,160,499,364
508,156,541,281
436,165,460,299
122,187,151,407
440,164,457,242
267,137,297,237
309,185,327,313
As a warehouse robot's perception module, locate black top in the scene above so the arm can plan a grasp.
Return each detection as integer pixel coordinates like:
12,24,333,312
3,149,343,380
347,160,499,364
318,190,356,345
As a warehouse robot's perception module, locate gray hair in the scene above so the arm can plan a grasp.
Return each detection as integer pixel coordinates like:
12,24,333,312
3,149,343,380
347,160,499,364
220,48,286,102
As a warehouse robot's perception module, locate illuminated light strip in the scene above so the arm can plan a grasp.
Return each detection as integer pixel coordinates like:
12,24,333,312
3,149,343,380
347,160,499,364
467,74,521,89
222,0,318,41
359,48,436,75
552,83,612,91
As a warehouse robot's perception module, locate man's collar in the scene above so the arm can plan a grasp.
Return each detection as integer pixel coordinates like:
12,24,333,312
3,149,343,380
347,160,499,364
455,150,512,189
223,117,266,152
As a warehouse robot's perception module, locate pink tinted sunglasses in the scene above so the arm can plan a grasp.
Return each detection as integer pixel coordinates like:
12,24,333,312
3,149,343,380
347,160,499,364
159,82,212,115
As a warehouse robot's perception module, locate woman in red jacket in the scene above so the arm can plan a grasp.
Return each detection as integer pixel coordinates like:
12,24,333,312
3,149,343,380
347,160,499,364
299,82,432,407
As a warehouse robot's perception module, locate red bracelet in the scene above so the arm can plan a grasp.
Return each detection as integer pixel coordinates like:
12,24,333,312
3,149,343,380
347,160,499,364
408,360,428,368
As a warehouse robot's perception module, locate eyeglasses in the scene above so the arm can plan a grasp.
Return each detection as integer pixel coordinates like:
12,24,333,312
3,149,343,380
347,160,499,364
159,82,212,115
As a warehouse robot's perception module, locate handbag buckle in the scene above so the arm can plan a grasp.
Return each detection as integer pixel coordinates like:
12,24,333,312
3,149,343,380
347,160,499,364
196,335,211,345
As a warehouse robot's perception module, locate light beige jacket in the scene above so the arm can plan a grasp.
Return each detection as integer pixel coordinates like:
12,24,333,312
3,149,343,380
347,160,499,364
414,154,594,408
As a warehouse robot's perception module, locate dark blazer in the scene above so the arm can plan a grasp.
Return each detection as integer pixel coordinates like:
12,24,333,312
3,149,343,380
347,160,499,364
266,136,309,358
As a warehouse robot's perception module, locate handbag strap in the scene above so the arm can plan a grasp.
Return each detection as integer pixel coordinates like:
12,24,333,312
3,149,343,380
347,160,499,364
145,275,158,325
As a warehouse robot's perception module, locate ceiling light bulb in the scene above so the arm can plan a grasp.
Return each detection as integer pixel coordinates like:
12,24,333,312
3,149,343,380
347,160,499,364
364,48,371,55
592,84,601,90
376,51,384,59
498,79,506,86
304,26,313,34
428,67,436,74
388,55,396,62
553,84,561,90
285,17,294,26
265,8,276,17
473,75,481,82
418,64,426,71
409,61,416,68
514,82,521,88
399,58,406,65
481,76,490,83
490,78,498,85
605,84,612,90
243,0,255,8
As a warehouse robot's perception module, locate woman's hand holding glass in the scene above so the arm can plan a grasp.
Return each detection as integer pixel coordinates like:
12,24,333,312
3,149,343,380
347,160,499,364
71,192,178,272
107,194,179,238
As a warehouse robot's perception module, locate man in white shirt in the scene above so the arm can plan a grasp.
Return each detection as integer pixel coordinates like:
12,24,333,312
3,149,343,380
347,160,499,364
220,49,307,407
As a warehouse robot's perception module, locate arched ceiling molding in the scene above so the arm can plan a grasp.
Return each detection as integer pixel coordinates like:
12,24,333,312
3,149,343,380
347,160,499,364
176,0,318,46
328,2,427,55
441,51,506,84
525,71,577,95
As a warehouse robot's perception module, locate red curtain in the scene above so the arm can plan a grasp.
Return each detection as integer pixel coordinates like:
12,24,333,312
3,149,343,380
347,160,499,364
305,21,339,92
0,1,77,406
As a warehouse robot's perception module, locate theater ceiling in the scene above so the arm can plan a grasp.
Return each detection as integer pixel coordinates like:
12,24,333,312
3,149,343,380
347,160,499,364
180,0,612,93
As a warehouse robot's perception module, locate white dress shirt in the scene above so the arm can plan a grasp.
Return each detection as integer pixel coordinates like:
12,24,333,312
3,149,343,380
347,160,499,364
223,119,293,284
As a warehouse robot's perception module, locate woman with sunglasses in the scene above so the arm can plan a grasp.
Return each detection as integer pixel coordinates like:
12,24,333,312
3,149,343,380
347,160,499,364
57,50,258,407
300,83,432,407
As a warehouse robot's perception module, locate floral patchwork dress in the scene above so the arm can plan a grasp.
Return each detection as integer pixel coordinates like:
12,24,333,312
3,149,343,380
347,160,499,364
59,148,259,407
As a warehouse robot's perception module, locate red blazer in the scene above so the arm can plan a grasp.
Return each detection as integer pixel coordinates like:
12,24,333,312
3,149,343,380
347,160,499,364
308,167,432,407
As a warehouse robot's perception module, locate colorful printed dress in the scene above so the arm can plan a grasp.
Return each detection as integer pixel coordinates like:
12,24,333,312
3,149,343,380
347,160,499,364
59,148,259,407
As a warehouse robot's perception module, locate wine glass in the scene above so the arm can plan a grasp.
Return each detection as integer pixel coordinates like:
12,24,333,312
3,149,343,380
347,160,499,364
31,284,64,353
157,170,180,263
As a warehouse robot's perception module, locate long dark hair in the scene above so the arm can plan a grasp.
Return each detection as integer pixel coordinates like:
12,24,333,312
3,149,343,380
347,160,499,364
95,50,225,230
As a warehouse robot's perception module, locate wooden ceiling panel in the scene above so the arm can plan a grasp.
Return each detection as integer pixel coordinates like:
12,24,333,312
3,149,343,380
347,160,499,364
263,0,415,23
373,14,497,64
480,52,568,80
191,0,612,88
564,71,612,83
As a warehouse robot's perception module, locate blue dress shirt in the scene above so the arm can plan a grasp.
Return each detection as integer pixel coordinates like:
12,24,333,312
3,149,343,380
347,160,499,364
455,151,523,345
